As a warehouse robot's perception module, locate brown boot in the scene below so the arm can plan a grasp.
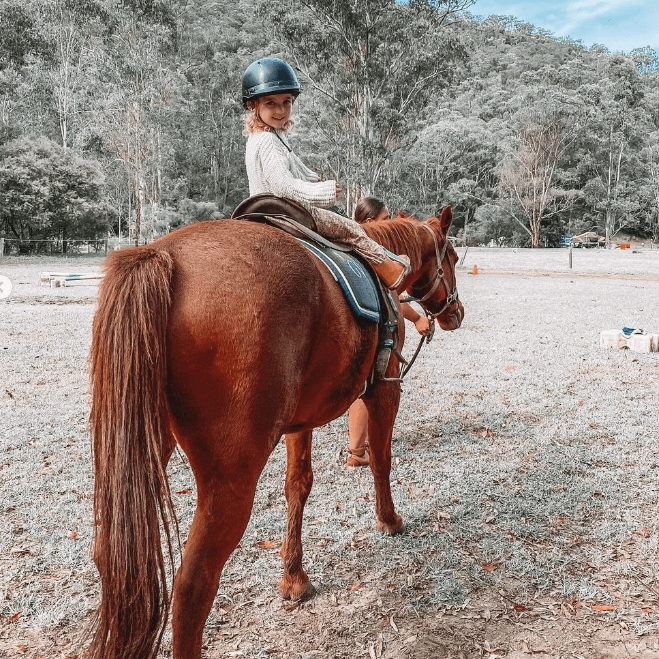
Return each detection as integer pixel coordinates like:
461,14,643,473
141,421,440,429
346,444,370,467
372,254,411,290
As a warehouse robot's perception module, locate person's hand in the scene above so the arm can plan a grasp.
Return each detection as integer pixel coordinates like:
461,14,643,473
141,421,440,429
335,182,344,197
414,315,432,336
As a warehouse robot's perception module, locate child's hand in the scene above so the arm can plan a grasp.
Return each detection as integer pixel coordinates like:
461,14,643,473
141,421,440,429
414,316,432,336
335,182,343,197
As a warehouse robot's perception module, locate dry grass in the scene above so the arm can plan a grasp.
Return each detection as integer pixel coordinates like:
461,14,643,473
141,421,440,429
1,248,659,658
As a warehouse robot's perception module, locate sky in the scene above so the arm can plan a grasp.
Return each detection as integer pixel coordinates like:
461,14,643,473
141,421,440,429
468,0,659,53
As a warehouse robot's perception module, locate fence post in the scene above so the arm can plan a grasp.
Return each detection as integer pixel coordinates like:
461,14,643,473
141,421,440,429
104,239,108,256
0,238,4,258
569,243,573,269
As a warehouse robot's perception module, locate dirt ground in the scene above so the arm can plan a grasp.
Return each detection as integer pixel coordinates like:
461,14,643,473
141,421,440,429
1,248,659,659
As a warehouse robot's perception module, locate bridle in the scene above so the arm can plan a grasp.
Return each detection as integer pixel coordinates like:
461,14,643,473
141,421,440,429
400,224,458,320
396,223,459,379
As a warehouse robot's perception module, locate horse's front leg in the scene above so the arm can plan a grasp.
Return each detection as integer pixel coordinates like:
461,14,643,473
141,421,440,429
363,382,404,535
279,430,315,601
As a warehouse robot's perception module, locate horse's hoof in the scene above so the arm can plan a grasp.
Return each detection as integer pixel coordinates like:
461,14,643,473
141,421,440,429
279,578,316,602
377,514,403,536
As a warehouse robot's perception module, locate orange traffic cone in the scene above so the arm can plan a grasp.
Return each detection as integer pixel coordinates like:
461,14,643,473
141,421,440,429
471,264,479,275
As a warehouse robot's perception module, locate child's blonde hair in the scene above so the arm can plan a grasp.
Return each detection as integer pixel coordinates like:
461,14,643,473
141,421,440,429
243,97,295,135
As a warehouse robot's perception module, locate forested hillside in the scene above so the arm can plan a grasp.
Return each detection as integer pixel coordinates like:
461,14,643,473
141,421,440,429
1,0,657,248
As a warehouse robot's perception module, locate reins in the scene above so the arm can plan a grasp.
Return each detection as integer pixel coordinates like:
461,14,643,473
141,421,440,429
399,321,434,379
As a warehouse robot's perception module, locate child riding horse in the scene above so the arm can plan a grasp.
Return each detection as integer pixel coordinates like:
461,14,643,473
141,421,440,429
242,57,410,289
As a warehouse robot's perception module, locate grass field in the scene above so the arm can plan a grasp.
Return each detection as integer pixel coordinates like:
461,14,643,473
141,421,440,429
1,247,658,658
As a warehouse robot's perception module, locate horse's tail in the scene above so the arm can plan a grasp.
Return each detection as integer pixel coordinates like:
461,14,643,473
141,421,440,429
86,247,177,659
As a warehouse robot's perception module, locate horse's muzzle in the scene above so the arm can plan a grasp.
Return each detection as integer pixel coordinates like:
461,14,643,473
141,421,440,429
436,299,464,331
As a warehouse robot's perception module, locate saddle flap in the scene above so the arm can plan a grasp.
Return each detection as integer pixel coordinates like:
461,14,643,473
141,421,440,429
296,238,381,323
231,194,317,231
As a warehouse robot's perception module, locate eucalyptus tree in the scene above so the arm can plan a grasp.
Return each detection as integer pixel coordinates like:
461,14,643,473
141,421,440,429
40,0,113,150
263,0,472,214
0,2,55,143
647,137,659,240
0,2,52,69
630,46,659,76
382,111,502,233
499,103,580,248
170,0,272,214
96,0,180,245
564,53,652,243
598,55,647,243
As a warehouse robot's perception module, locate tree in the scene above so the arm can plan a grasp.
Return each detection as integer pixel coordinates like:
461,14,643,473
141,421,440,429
643,134,659,241
382,112,501,230
0,135,113,249
41,0,113,149
0,2,53,70
599,55,647,244
167,0,271,214
565,53,653,242
470,202,520,246
97,6,178,245
499,106,578,247
630,47,659,76
264,0,472,213
0,2,55,144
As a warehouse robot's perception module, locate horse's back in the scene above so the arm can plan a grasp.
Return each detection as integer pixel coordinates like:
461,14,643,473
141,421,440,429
155,219,317,315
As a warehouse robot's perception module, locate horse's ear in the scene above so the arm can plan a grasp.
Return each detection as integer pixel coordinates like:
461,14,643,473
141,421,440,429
396,209,405,218
439,205,453,233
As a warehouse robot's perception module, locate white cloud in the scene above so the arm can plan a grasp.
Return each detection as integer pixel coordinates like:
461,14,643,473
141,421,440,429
470,0,659,51
556,0,646,35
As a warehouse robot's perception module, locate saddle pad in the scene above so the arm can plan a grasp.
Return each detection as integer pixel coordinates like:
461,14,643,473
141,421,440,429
296,238,381,323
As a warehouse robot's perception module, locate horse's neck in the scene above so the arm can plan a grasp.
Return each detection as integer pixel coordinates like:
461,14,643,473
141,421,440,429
363,218,425,269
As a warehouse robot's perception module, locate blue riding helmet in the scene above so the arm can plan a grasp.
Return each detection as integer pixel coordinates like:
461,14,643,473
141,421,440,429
242,57,301,108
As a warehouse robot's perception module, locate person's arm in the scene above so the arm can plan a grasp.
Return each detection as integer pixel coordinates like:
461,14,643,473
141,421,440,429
401,303,431,335
257,133,336,206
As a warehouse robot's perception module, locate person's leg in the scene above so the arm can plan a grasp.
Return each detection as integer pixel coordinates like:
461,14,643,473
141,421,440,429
312,207,386,262
311,208,410,289
346,398,369,467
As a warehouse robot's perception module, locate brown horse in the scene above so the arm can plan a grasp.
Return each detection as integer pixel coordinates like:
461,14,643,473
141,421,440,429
87,206,463,659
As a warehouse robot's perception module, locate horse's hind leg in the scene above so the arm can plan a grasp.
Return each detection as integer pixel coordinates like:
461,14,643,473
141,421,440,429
279,430,315,601
171,445,270,659
364,385,404,535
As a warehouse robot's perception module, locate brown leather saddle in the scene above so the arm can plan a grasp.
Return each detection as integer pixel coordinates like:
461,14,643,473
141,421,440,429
231,194,317,231
231,194,351,251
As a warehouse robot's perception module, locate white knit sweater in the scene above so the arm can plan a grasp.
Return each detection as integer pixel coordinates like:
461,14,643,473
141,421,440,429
244,129,387,264
245,131,336,208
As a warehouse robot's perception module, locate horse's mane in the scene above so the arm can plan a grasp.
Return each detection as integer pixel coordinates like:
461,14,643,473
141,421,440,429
362,213,425,269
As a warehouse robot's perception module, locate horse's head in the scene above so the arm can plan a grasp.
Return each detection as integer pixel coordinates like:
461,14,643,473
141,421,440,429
362,207,464,330
402,206,464,331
